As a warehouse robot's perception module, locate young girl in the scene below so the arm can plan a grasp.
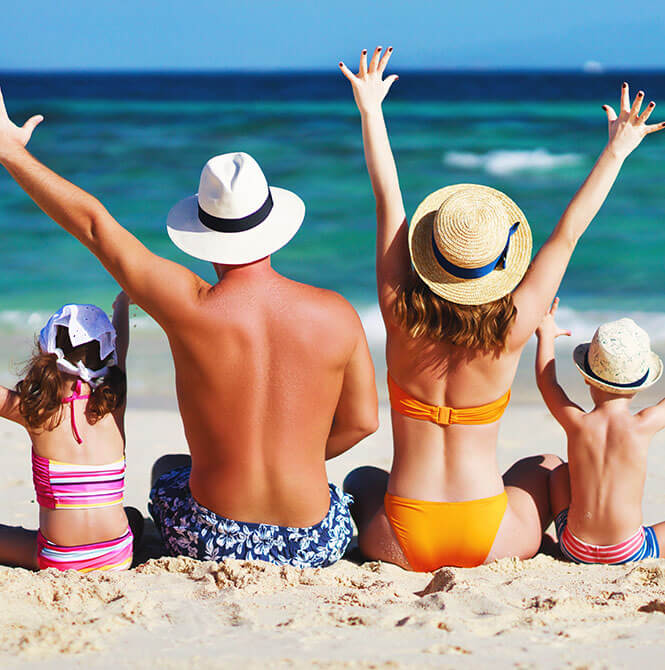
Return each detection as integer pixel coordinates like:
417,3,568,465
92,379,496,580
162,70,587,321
0,292,135,572
536,299,665,563
339,45,665,570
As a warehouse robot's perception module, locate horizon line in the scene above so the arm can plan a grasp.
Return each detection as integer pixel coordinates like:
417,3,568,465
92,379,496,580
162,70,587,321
2,66,665,76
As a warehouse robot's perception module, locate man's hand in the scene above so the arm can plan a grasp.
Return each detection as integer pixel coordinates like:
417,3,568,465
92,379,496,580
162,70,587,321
0,87,43,157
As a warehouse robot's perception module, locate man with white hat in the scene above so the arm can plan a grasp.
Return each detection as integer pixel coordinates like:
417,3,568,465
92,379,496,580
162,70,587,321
0,93,378,567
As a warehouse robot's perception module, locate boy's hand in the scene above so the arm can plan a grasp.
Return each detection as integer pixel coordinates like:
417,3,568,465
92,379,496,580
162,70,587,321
536,298,571,340
339,46,398,115
603,83,665,160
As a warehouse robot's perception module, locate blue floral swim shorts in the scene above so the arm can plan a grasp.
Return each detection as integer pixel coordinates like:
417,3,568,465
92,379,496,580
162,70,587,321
149,466,354,568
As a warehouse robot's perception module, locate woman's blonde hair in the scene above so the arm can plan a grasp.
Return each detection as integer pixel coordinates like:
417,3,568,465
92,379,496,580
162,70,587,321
394,271,517,352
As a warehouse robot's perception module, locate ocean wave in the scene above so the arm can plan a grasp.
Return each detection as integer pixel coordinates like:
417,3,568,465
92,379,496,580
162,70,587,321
3,305,665,350
443,149,582,176
357,304,665,351
0,310,159,334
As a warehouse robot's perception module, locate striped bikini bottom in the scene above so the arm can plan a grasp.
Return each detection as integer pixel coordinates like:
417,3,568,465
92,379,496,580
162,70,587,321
36,527,133,572
555,509,659,564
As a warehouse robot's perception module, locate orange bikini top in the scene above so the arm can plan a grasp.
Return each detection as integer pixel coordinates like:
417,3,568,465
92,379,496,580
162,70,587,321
387,373,510,426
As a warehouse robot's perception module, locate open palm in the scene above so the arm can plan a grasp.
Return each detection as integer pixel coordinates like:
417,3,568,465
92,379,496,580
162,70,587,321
339,47,398,114
0,87,43,150
603,83,665,159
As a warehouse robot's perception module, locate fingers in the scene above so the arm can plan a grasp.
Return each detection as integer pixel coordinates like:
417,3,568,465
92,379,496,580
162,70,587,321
359,49,368,77
620,82,630,113
550,297,560,315
385,74,399,90
377,46,393,75
0,87,6,116
23,115,44,136
368,46,382,73
629,90,644,119
602,104,618,123
637,101,656,125
339,61,357,83
645,120,665,134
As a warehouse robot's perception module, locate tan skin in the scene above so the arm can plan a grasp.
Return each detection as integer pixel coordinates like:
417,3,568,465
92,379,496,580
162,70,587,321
537,300,665,547
340,46,665,568
0,291,130,569
0,90,378,532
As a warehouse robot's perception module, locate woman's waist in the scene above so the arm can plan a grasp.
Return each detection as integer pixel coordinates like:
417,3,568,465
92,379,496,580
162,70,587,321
39,506,129,546
387,448,504,502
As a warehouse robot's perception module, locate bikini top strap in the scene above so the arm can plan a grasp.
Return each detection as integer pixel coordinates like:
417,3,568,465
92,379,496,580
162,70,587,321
61,379,91,445
387,373,510,426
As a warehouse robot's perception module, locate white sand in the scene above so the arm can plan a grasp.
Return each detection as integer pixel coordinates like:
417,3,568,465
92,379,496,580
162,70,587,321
3,319,665,668
3,398,665,669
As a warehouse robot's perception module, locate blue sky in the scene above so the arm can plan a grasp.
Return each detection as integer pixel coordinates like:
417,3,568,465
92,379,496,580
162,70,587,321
2,0,664,71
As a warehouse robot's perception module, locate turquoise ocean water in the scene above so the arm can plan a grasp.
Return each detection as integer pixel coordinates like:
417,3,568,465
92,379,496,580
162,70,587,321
1,72,665,366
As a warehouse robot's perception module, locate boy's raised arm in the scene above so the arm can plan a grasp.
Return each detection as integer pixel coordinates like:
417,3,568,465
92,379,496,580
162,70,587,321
535,299,583,429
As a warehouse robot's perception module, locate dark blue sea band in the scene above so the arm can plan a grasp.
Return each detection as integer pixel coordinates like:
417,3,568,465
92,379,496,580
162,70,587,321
584,351,649,388
431,222,520,280
198,191,274,233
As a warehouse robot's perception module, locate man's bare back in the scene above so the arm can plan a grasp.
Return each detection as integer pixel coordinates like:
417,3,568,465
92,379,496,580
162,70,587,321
168,261,377,526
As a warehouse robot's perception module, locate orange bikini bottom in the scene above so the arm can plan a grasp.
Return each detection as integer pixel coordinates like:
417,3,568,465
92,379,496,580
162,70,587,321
384,490,508,571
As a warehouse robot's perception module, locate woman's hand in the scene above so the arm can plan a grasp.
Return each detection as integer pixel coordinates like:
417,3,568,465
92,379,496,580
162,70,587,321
339,46,398,115
536,298,571,340
0,87,43,157
603,83,665,160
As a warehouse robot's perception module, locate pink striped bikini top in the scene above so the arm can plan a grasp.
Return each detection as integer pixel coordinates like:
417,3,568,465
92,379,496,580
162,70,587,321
32,379,124,510
32,452,125,510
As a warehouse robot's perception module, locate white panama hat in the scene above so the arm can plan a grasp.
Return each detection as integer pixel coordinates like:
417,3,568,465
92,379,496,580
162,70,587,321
167,152,305,264
573,318,663,394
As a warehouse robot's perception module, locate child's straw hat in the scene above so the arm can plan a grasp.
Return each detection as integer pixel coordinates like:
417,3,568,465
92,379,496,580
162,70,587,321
573,318,663,394
409,184,532,305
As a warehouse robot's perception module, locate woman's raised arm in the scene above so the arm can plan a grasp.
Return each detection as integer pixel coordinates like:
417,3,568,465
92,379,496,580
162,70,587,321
340,47,408,320
510,84,665,347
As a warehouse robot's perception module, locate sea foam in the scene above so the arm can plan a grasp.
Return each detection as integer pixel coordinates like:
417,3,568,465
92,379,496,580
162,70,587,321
443,149,581,176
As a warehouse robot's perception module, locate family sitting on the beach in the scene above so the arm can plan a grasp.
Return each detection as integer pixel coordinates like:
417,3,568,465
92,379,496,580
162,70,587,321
1,47,665,573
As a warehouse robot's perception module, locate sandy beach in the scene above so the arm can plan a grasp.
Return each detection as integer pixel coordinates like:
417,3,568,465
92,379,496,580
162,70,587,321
3,319,665,670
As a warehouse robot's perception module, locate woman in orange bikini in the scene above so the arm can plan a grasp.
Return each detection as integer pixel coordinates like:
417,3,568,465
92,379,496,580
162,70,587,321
340,46,665,571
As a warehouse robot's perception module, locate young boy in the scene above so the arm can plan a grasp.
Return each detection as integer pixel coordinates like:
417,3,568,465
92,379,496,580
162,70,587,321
535,298,665,563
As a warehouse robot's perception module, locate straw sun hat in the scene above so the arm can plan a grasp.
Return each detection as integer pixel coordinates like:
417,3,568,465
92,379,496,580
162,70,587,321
409,184,532,305
573,318,663,394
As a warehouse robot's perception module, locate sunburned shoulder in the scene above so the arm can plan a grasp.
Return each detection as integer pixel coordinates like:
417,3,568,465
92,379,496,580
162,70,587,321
296,286,363,329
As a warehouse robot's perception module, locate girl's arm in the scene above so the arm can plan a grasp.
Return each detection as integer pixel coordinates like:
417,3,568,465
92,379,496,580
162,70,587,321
112,291,130,372
340,47,407,321
535,299,583,429
0,386,24,426
510,85,665,347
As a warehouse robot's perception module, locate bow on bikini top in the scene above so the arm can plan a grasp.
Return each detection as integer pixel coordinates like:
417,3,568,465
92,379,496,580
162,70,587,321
31,379,125,510
387,373,510,426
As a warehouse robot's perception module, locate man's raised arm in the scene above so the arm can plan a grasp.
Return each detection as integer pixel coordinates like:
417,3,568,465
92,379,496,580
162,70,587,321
0,88,204,327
